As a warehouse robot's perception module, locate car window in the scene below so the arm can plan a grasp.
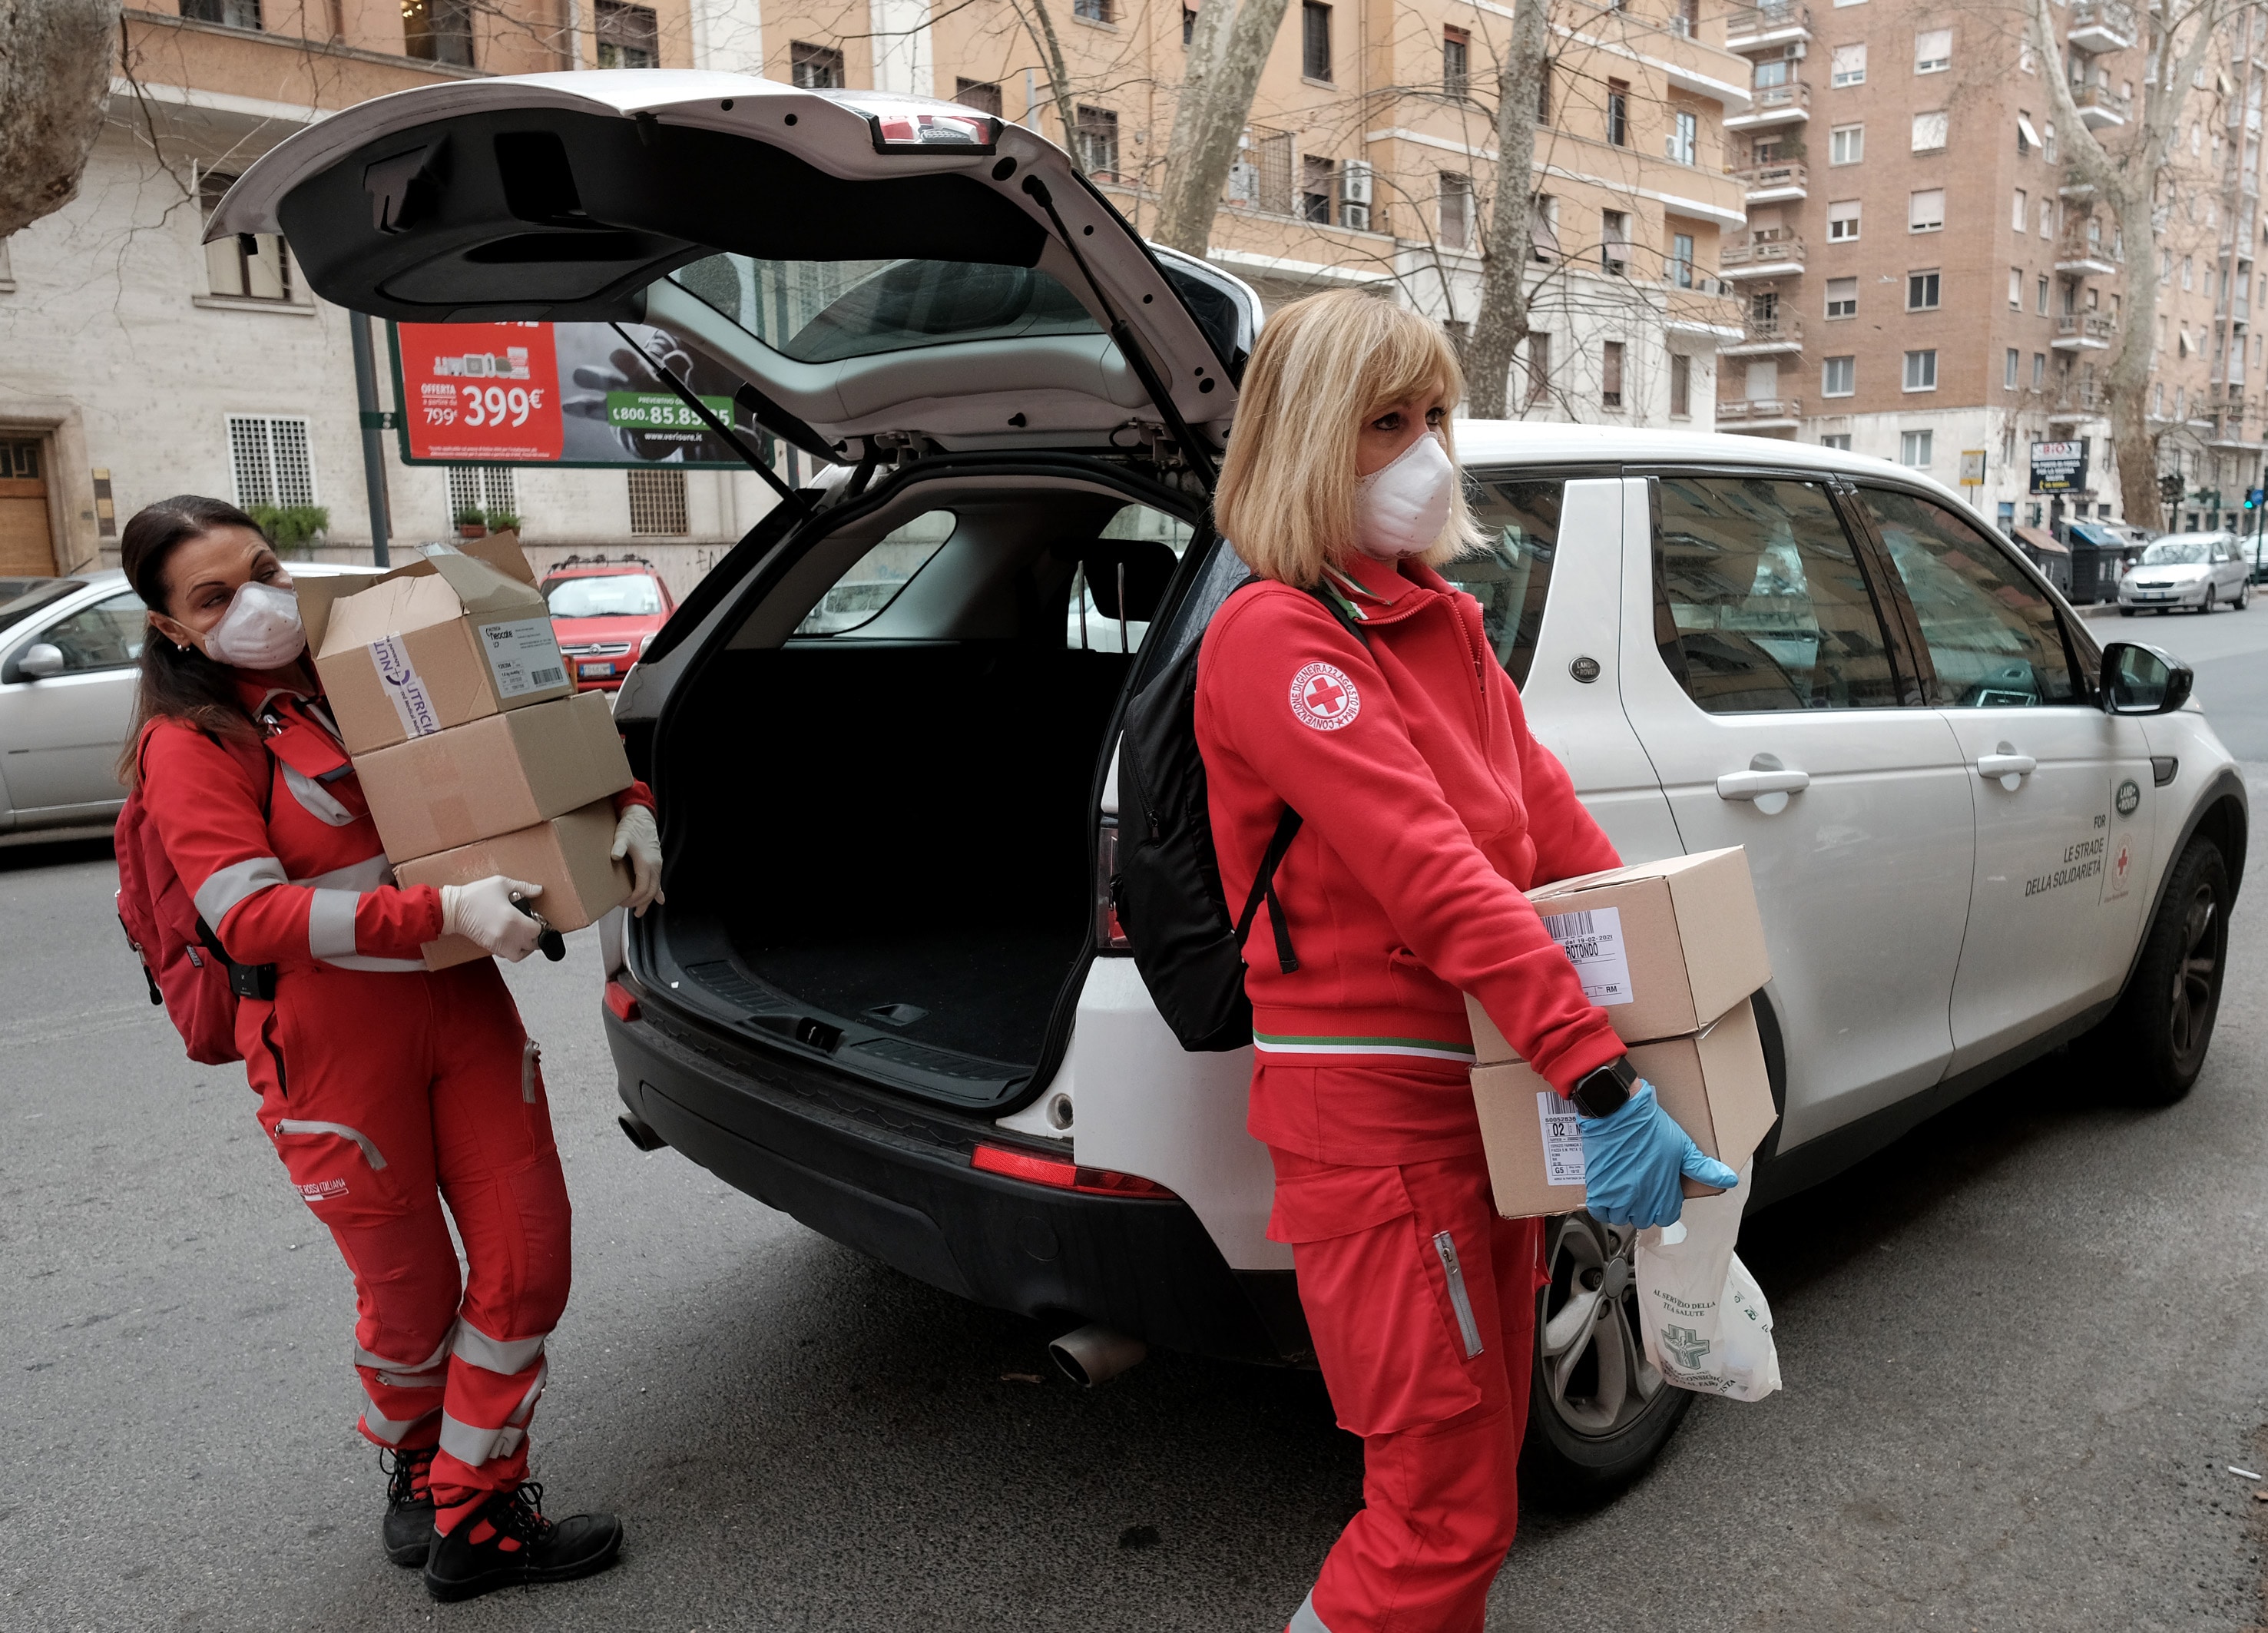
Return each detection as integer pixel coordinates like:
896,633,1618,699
1067,504,1196,652
1651,475,1901,713
1440,475,1560,689
671,255,1101,365
796,509,958,634
2142,537,2213,565
543,574,664,618
1857,488,2078,707
35,590,147,674
0,578,87,636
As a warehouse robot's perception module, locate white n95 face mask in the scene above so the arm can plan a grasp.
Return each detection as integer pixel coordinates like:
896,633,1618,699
1356,431,1456,558
202,580,306,669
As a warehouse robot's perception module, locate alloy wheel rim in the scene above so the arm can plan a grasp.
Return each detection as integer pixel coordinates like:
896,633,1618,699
1538,1212,1662,1437
2170,883,2220,1065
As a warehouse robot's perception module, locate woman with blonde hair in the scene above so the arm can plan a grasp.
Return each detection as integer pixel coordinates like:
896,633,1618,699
1197,290,1733,1631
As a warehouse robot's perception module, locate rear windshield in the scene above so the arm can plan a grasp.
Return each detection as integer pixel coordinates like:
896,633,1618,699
544,574,663,618
670,254,1101,365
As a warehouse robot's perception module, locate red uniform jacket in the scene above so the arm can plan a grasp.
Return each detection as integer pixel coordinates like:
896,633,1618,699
1194,552,1625,1163
143,668,652,972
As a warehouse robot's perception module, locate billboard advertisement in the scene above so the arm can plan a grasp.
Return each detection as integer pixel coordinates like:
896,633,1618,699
391,320,764,468
2028,440,2089,494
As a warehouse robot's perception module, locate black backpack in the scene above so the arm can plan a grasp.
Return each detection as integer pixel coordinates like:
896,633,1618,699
1112,577,1368,1052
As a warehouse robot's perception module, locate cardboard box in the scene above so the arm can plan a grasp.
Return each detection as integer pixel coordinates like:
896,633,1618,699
393,799,630,970
1467,847,1771,1058
309,533,573,754
354,690,632,862
1470,999,1779,1218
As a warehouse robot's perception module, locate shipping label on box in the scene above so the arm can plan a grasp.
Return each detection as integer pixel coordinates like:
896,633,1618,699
1537,903,1634,1008
478,616,571,698
1472,1001,1777,1218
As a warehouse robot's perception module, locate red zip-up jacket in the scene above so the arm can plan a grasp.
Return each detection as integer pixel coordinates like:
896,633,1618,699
1194,551,1625,1164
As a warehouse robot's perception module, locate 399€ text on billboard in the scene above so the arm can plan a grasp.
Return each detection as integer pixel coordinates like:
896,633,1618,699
398,322,565,462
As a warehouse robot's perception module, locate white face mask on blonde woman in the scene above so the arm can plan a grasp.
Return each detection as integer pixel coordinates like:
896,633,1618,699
1355,432,1455,557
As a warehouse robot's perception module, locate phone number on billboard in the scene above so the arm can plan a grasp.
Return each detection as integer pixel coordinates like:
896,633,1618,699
422,386,548,428
609,402,720,429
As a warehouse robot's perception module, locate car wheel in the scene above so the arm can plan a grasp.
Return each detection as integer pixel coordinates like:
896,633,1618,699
2239,579,2253,610
1519,1210,1692,1509
2119,608,2136,617
2093,837,2230,1106
2200,586,2216,614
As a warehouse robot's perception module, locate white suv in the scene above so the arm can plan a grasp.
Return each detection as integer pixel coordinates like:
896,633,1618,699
222,71,2247,1502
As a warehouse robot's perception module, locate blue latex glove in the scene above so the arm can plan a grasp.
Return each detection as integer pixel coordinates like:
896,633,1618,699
1577,1081,1741,1228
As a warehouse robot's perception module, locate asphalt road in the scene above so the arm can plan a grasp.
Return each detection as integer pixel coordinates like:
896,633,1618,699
8,605,2268,1631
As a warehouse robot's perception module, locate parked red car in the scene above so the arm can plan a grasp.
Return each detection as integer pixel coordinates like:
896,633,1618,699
539,556,677,692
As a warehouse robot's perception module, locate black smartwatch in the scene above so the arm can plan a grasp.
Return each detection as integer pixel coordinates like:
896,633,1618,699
1567,1055,1638,1120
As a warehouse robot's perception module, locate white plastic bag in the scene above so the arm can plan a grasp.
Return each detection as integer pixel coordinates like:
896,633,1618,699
1632,1165,1782,1401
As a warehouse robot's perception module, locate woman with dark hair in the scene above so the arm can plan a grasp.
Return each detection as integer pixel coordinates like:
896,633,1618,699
120,495,661,1602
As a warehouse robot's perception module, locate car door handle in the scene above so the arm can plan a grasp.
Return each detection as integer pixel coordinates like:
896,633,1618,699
1976,749,2038,784
1716,769,1811,800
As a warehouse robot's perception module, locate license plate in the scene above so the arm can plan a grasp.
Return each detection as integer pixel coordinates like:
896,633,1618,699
581,661,616,677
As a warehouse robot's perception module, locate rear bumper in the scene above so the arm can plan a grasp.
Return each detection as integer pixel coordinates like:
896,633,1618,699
603,999,1306,1364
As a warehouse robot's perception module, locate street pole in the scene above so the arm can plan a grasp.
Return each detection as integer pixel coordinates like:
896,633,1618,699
349,310,392,568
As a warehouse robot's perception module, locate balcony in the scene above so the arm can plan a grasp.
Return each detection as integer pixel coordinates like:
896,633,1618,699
2068,0,2137,52
1733,161,1809,202
1724,1,1812,51
1717,396,1803,431
2048,381,2105,422
2074,82,2131,130
1725,80,1811,130
1720,230,1806,277
2052,311,2117,349
1723,313,1804,355
2055,236,2119,276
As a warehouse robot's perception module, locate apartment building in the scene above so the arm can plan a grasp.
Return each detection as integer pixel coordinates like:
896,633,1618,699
0,0,779,577
1714,0,2267,533
758,0,1753,426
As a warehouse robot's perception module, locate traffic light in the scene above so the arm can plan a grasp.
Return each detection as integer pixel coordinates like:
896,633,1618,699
2160,472,2186,508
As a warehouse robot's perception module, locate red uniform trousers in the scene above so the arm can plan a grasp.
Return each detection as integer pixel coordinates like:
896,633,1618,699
1270,1142,1543,1633
239,957,570,1505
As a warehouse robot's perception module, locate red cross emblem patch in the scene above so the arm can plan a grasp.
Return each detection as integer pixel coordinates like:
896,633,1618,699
1289,661,1360,731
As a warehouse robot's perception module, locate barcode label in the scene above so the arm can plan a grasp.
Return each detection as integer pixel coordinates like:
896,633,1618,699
1540,903,1634,1006
478,616,571,700
1537,1092,1587,1185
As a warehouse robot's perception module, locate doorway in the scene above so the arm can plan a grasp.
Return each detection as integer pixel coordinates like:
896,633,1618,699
0,439,56,577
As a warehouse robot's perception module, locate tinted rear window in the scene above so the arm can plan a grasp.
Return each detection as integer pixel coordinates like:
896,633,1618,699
671,254,1100,364
1443,476,1563,688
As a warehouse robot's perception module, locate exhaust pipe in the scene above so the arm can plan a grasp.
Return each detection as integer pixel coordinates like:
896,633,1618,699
1048,1323,1147,1387
617,1112,667,1152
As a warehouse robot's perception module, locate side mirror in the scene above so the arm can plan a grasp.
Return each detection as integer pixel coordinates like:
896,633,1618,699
2100,641,2194,715
15,642,65,680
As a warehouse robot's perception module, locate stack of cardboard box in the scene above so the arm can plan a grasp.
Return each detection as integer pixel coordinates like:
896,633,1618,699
297,535,634,969
1466,846,1780,1217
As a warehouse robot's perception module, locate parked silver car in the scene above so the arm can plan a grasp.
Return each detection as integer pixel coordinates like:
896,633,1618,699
0,564,373,837
2117,532,2254,614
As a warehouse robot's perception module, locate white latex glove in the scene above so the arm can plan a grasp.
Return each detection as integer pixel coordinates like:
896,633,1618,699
611,805,665,916
440,876,545,962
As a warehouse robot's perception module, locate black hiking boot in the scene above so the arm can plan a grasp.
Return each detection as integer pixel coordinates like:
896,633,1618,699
421,1482,623,1602
381,1446,437,1567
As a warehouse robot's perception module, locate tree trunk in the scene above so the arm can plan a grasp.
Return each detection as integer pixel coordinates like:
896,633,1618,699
1011,0,1086,170
1153,0,1294,255
2106,185,2165,530
0,0,121,239
1462,0,1550,417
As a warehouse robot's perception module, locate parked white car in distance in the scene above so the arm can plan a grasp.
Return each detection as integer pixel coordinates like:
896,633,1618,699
2119,532,2253,614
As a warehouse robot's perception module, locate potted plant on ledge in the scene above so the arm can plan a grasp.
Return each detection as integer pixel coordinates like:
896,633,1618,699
455,505,488,540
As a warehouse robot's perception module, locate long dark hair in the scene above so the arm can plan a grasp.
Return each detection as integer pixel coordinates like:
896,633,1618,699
116,495,272,787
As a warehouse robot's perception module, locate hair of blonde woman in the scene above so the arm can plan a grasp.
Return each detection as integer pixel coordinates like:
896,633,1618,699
1213,290,1483,585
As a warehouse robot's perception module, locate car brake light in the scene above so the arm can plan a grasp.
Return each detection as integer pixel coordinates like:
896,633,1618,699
971,1143,1177,1199
604,980,641,1023
864,108,998,153
1096,816,1128,951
